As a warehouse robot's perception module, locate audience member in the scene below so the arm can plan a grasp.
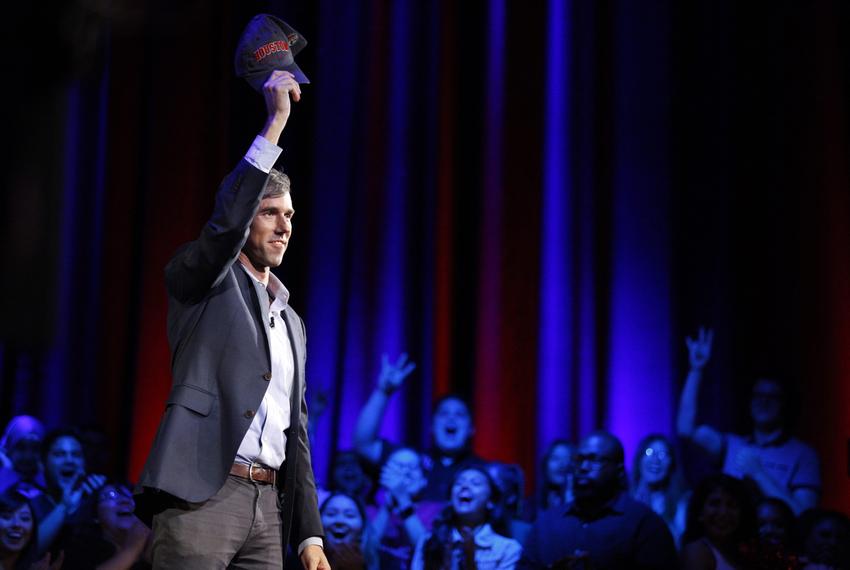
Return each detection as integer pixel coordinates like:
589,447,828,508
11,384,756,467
29,429,106,556
61,482,151,569
319,492,375,570
680,474,757,570
630,434,689,545
412,467,521,570
486,462,532,544
520,431,677,569
329,450,374,506
525,439,574,522
740,497,801,569
371,447,443,570
796,509,850,569
0,488,38,569
0,416,47,496
0,487,63,570
355,354,485,501
757,497,796,548
677,327,821,514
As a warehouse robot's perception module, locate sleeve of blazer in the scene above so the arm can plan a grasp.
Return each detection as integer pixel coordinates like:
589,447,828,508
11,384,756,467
165,159,270,304
290,317,324,547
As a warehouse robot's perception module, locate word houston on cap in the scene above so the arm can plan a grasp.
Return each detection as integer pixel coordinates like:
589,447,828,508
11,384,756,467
254,40,290,62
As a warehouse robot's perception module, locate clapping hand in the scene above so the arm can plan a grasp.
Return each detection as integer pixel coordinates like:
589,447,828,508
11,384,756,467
30,550,64,570
686,327,713,371
59,473,107,514
377,353,416,395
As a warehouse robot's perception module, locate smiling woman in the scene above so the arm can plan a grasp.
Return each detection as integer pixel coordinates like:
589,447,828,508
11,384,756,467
0,490,37,569
319,492,374,570
60,482,152,569
412,467,522,570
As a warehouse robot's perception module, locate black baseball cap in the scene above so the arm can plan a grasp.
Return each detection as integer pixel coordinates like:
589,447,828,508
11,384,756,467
234,14,309,92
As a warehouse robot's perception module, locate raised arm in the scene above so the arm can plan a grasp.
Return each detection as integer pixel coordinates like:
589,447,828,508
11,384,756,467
165,71,300,303
676,327,724,461
353,353,416,464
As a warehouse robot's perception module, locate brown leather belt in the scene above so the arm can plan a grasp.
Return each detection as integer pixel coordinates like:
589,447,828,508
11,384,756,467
230,462,277,485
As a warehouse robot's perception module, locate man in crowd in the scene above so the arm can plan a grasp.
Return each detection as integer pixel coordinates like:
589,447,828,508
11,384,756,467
520,431,677,569
677,327,820,514
354,353,485,501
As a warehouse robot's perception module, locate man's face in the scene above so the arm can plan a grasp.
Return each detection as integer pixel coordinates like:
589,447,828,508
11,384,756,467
750,379,784,429
432,398,473,454
242,193,294,270
757,502,789,545
332,453,368,495
573,435,621,500
45,436,85,489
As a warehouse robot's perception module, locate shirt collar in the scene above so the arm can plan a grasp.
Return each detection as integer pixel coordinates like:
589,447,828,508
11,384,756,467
238,261,290,307
745,430,789,447
451,523,496,548
564,490,627,518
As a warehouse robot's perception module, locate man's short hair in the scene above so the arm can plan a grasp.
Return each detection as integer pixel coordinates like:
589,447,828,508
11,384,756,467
262,168,291,199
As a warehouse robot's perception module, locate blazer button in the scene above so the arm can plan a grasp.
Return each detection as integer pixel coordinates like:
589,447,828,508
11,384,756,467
263,372,272,381
244,410,255,419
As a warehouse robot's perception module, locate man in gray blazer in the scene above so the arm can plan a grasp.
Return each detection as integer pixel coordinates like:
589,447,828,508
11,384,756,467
136,69,328,570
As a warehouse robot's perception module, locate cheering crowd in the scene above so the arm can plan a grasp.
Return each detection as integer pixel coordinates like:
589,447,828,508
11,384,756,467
0,329,846,569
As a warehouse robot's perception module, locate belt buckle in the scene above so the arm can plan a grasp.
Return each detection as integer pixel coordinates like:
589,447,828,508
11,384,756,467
249,461,260,483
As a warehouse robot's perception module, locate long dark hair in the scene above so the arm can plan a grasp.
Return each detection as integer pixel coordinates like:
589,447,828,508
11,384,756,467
423,466,503,569
534,439,574,512
630,434,687,524
682,474,756,548
0,487,38,568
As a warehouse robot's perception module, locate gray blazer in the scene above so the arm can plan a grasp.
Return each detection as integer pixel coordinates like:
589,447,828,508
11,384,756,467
136,158,323,549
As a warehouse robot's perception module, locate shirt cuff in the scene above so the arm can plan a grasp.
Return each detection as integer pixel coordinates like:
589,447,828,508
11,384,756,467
245,135,282,174
298,537,324,556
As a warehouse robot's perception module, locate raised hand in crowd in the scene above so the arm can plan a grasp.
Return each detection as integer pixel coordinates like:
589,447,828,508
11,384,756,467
354,353,417,464
377,353,417,396
686,327,713,371
677,327,723,458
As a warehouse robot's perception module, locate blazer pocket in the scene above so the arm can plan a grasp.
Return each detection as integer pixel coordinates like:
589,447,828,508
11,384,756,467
167,384,216,416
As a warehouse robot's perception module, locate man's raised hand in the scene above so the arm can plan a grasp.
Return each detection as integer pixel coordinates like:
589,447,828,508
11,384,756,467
261,70,301,145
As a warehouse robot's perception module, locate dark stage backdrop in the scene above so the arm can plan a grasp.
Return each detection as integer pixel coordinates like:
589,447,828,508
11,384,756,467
1,0,848,511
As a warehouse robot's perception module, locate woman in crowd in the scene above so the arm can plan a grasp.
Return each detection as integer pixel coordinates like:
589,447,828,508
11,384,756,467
681,474,757,570
61,482,151,569
328,451,374,507
630,434,689,544
319,492,376,570
485,462,530,544
796,509,850,569
0,489,37,569
412,467,521,570
526,440,574,521
370,447,442,570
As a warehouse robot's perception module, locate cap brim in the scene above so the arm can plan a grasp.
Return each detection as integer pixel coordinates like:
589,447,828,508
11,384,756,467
243,65,310,93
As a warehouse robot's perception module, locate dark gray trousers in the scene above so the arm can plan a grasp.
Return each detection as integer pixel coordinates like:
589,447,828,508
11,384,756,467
151,475,283,569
